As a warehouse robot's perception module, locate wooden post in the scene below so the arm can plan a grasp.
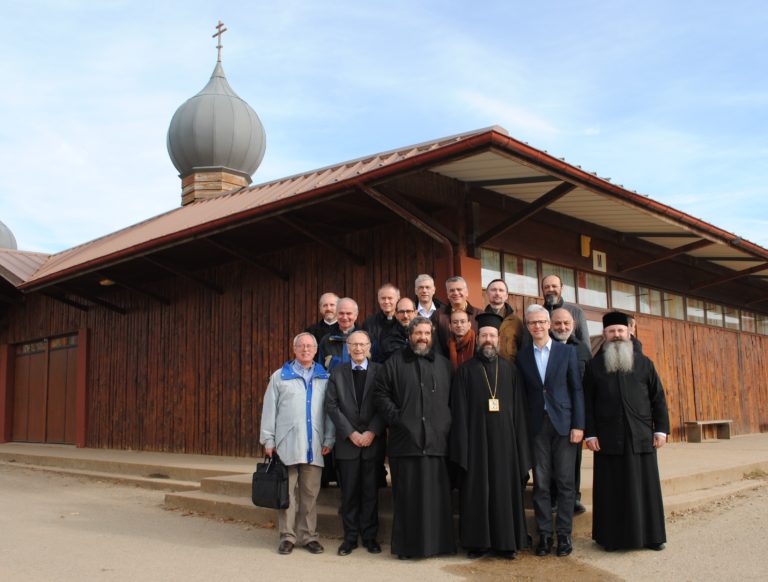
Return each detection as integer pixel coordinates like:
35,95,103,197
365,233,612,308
0,344,14,442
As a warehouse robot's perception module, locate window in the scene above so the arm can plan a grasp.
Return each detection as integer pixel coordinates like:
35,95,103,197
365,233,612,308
611,280,637,311
757,315,768,336
638,286,663,316
742,311,757,333
664,292,685,320
705,303,724,327
577,272,607,308
541,262,576,302
481,249,501,288
686,298,705,324
504,254,539,297
723,306,740,330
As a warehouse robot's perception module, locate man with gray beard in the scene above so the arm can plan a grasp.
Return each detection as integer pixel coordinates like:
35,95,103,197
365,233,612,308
450,313,531,559
584,311,670,552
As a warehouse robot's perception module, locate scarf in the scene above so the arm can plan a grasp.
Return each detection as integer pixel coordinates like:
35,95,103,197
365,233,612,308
448,328,476,370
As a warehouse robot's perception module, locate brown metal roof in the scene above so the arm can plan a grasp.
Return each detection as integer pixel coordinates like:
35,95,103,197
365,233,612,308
0,249,51,286
17,125,768,290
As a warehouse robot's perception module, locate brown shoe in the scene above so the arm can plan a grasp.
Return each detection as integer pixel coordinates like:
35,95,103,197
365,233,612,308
278,540,294,555
305,541,324,554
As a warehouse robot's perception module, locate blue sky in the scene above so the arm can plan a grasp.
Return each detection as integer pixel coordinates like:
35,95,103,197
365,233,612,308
2,0,767,253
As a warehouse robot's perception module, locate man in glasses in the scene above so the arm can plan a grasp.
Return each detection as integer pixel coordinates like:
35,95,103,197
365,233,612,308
516,304,584,559
379,297,416,362
325,330,385,556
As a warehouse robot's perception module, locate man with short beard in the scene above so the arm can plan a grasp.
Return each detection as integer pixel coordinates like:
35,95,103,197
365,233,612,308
379,297,416,361
450,313,531,560
550,308,592,515
484,278,525,362
373,316,455,559
584,311,670,552
541,275,589,345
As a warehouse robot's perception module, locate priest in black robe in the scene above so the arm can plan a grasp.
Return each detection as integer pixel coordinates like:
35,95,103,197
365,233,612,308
584,311,670,552
373,316,455,559
450,312,531,559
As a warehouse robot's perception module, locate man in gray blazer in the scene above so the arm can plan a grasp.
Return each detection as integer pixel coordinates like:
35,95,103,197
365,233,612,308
325,330,385,556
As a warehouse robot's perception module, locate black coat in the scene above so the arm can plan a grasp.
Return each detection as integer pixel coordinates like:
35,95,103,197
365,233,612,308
325,362,385,461
373,346,452,457
363,311,398,362
584,351,670,455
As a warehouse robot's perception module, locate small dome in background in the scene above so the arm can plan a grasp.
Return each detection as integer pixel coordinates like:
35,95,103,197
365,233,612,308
0,219,18,250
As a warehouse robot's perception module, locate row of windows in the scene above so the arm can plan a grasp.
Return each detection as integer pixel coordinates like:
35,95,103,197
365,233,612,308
481,249,768,335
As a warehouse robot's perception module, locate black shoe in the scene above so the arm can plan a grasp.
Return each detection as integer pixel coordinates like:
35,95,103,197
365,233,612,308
337,541,357,556
305,541,324,554
556,534,573,557
466,548,488,559
645,542,665,551
535,535,553,556
278,540,294,555
363,540,381,554
574,500,587,514
602,544,618,552
397,554,412,560
496,550,517,560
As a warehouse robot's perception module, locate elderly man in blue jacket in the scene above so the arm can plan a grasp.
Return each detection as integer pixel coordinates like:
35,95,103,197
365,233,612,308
260,332,336,556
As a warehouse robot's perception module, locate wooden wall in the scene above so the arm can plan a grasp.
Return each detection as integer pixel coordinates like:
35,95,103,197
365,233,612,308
0,221,442,456
634,315,768,440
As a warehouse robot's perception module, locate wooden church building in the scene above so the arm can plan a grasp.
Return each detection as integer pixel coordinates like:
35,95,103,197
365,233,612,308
1,39,767,457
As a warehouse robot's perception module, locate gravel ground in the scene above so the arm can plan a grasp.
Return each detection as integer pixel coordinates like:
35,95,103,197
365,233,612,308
1,465,766,581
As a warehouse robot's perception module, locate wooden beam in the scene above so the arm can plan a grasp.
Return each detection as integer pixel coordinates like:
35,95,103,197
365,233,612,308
690,262,768,291
475,182,576,246
55,285,127,315
143,256,224,295
619,240,713,273
277,217,366,266
97,272,171,305
205,238,289,281
623,232,701,238
42,291,90,312
468,175,561,188
360,185,459,244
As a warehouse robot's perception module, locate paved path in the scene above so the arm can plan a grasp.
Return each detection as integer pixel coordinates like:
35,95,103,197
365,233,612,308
2,465,767,581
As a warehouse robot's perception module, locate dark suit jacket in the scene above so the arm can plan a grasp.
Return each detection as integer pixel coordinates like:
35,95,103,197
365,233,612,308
517,340,585,438
325,361,385,461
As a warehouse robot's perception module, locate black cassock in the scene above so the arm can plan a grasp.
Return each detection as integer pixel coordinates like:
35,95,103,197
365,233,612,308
584,351,670,549
449,355,531,552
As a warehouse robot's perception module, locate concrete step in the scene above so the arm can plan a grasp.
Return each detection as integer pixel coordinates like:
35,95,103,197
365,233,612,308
0,460,199,492
0,448,248,483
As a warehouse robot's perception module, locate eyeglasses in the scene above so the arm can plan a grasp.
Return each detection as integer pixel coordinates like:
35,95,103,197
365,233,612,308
347,342,371,348
526,320,549,327
396,309,415,315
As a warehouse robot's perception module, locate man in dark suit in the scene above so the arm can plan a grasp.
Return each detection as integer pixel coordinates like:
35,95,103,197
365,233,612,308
517,304,584,558
325,330,385,556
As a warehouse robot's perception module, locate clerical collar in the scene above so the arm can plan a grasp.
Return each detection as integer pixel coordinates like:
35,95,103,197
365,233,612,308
324,318,337,325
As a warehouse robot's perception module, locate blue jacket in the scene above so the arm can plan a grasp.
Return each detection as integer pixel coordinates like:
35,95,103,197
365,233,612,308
260,361,335,467
517,340,585,438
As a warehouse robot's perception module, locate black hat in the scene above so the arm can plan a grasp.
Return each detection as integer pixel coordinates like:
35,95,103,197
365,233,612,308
602,311,629,328
476,312,503,331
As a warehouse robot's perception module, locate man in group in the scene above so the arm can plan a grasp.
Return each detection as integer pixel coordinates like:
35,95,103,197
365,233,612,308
363,284,400,362
325,330,385,556
584,311,669,552
516,304,584,558
260,332,335,555
484,278,525,362
306,292,339,346
373,316,455,559
447,309,476,370
541,274,590,345
436,276,479,354
550,307,592,515
414,274,442,321
319,297,359,371
379,297,416,361
450,312,531,560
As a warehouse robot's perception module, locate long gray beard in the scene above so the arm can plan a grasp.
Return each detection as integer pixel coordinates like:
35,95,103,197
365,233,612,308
604,340,634,373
